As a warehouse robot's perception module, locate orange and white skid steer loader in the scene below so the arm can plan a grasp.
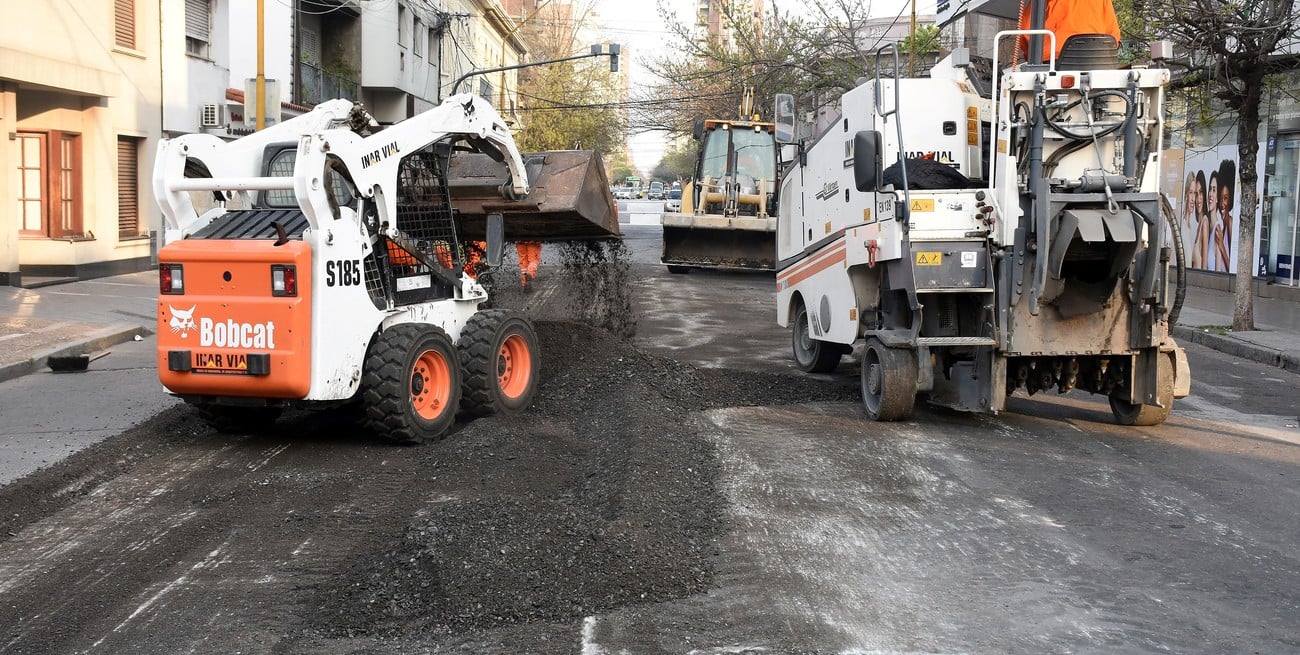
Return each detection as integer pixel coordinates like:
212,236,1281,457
152,94,617,443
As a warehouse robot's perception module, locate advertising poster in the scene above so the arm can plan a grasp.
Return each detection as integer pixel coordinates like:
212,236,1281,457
1179,144,1265,274
1160,149,1186,250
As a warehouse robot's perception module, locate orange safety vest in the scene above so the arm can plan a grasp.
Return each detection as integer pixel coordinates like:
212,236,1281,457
1018,0,1121,61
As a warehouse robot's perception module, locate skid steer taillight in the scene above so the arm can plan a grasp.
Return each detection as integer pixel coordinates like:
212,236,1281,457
271,264,297,297
160,264,184,294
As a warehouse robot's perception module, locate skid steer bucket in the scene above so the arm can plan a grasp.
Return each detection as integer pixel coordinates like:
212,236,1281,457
447,150,620,241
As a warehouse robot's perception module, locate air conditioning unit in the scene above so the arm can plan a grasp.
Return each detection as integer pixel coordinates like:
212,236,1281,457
200,103,222,128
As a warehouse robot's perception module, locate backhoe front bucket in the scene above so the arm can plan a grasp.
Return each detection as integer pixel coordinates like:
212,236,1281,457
661,214,776,271
447,150,620,241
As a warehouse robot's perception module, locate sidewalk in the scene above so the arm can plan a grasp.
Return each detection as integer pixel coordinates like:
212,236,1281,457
0,272,157,383
1,271,1298,383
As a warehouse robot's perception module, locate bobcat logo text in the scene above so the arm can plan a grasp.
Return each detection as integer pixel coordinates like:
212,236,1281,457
168,305,277,349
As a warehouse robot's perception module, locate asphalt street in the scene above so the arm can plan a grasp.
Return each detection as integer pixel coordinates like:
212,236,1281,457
0,219,1296,653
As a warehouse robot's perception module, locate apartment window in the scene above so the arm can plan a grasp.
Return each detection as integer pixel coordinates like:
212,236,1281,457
398,4,408,46
114,0,135,49
185,0,212,58
428,28,437,62
301,27,321,66
414,18,424,56
16,131,83,238
117,137,142,237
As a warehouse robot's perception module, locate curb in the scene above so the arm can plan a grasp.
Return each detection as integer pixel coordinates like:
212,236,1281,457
0,324,152,384
1171,325,1300,375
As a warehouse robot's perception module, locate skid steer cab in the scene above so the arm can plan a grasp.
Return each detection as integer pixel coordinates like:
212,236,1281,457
152,95,614,443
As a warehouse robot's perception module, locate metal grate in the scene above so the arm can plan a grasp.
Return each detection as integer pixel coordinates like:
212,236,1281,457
393,147,462,274
363,252,386,309
191,209,309,239
201,103,220,127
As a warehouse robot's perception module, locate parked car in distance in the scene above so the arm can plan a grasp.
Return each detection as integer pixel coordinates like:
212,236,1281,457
648,181,665,200
665,188,682,212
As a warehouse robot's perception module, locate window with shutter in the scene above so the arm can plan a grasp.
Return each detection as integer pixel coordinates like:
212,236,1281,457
185,0,211,58
16,130,83,238
301,27,321,65
118,138,141,237
114,0,135,49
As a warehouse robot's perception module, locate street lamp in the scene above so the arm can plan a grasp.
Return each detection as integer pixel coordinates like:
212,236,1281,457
452,44,621,96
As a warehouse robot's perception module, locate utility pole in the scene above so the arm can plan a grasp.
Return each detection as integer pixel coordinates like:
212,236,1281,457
907,0,917,77
256,0,266,130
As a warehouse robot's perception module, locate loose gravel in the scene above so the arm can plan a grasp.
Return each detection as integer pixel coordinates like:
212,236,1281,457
313,318,857,640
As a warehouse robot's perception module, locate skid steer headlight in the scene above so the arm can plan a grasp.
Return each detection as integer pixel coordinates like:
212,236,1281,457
160,264,184,294
271,264,297,297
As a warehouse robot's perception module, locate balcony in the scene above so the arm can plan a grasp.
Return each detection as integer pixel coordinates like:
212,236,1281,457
297,60,360,106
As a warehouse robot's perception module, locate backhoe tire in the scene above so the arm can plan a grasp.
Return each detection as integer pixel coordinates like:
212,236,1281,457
1110,351,1174,426
860,338,916,421
459,309,539,418
792,300,842,373
361,324,461,445
198,405,282,434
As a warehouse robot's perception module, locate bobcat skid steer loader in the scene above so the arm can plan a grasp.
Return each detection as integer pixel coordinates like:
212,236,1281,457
152,94,618,443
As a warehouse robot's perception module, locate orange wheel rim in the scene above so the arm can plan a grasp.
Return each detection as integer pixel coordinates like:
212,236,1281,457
497,334,532,399
410,349,452,420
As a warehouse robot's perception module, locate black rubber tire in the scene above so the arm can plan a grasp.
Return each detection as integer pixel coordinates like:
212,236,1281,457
666,265,691,274
860,338,917,421
792,300,842,373
1110,351,1174,426
197,405,282,434
459,309,540,418
360,324,461,445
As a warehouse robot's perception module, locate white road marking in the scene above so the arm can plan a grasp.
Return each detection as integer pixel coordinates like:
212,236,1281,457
580,615,605,655
90,542,232,650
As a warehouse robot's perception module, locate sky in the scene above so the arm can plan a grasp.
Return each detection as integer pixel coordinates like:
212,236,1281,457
589,0,939,174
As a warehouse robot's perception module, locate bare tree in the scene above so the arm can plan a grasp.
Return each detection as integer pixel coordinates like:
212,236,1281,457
635,0,889,138
1139,0,1299,330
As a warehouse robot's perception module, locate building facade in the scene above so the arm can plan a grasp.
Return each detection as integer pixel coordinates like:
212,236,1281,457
0,0,523,287
0,0,164,285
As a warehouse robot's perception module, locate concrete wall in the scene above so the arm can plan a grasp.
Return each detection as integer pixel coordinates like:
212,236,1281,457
361,0,440,122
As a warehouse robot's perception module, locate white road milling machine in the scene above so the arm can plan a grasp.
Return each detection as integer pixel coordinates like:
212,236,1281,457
152,95,618,443
773,5,1190,423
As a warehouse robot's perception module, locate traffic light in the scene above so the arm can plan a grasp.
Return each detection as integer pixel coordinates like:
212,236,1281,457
608,44,620,73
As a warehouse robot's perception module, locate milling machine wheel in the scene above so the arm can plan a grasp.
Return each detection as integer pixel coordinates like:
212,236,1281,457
1110,351,1174,426
666,265,690,274
459,309,539,417
198,405,282,434
361,324,461,445
860,338,917,421
792,299,843,373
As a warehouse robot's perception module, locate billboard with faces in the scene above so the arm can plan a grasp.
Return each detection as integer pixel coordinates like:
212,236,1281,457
1167,144,1265,274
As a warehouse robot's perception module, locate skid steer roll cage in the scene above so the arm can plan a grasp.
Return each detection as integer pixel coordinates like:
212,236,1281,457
152,94,530,250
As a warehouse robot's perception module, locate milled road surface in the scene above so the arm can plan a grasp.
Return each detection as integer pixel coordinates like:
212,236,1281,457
0,225,1297,654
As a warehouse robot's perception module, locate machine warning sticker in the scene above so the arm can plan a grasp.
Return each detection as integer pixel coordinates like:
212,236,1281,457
910,198,935,212
916,252,942,266
193,352,249,374
961,251,978,268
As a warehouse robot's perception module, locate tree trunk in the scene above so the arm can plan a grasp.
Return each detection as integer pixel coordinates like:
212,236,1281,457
1232,71,1263,332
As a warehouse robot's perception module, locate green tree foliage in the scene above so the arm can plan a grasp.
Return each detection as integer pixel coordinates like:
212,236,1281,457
653,140,698,182
899,25,940,54
512,0,625,155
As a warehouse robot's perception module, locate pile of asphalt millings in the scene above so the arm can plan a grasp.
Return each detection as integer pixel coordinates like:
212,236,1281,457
312,319,857,641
